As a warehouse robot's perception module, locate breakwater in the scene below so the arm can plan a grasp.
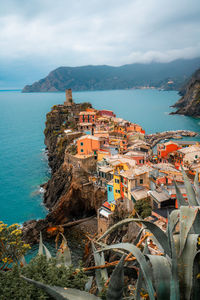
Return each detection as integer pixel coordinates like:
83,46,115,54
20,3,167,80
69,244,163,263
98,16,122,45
145,130,198,148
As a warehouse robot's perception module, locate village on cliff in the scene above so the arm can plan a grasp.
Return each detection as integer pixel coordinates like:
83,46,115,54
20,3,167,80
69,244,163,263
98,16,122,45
56,89,199,237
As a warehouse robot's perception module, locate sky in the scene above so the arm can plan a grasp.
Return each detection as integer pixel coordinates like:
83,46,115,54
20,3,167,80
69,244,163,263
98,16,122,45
0,0,200,88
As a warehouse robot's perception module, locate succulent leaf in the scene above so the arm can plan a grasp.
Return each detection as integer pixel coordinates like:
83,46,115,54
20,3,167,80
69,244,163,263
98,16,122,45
85,276,93,292
106,255,125,300
92,242,107,292
98,243,155,300
43,244,52,260
174,181,188,207
194,171,200,205
97,218,170,256
167,218,180,300
181,166,198,206
135,241,150,300
56,234,72,267
21,276,100,300
174,234,199,300
134,228,144,246
146,255,171,300
179,206,198,256
38,231,43,255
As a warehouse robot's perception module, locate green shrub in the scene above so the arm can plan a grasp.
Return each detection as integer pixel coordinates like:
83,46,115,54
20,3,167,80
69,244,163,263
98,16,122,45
0,255,88,299
134,199,152,218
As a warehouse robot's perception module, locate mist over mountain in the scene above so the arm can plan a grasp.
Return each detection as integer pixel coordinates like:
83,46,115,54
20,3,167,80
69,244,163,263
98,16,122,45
22,57,200,92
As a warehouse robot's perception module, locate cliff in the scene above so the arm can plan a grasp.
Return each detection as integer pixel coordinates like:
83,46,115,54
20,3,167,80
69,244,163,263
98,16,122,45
22,58,200,92
23,102,106,243
172,68,200,117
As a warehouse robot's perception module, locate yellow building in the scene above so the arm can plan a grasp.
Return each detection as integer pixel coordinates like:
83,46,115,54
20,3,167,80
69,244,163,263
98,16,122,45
113,162,130,200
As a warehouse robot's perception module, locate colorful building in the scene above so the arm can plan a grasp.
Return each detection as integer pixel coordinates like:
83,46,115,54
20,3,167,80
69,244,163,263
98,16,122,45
157,141,180,161
77,135,102,155
99,110,116,118
79,111,97,124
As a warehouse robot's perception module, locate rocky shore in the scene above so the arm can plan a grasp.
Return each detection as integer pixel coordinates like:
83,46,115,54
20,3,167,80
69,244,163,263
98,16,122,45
171,68,200,117
22,102,106,244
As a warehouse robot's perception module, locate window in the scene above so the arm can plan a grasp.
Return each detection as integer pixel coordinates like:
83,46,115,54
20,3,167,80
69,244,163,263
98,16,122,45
195,155,198,159
115,189,120,194
140,179,143,184
81,149,84,152
115,179,120,184
80,142,84,146
108,187,112,192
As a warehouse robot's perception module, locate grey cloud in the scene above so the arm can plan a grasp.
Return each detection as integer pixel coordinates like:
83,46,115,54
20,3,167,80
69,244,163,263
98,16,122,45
0,0,200,70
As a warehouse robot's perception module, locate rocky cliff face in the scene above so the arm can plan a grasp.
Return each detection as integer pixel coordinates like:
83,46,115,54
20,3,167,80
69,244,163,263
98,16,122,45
172,68,200,117
22,102,106,244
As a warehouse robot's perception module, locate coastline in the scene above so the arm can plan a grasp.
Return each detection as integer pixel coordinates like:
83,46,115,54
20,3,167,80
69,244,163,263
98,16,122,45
22,93,198,245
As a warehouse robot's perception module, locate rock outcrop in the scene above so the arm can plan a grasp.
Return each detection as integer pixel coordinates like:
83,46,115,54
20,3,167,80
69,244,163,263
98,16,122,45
22,102,106,244
172,68,200,117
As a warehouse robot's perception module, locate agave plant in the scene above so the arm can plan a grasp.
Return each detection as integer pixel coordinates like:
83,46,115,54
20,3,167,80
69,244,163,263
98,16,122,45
22,169,200,299
96,169,200,300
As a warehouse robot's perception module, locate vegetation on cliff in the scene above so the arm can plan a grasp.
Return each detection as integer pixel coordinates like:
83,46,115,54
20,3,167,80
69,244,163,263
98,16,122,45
22,58,200,92
172,68,200,116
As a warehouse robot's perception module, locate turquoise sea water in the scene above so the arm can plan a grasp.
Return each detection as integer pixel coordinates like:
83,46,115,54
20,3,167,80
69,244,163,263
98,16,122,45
0,89,200,225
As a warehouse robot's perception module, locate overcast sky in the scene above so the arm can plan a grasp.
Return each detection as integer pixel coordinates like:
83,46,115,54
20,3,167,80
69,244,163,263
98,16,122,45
0,0,200,87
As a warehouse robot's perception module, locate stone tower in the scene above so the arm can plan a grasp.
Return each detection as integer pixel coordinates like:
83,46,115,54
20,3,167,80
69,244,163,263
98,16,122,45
64,88,73,106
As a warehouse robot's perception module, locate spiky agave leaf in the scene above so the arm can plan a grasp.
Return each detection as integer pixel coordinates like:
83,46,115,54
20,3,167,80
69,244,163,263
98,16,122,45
174,181,188,207
38,231,52,260
192,209,200,234
169,209,180,233
181,166,198,206
167,216,180,300
174,234,199,300
135,241,150,300
21,276,100,300
43,244,52,261
146,255,171,300
85,276,93,292
194,171,200,205
91,242,108,292
106,255,125,300
56,233,72,267
98,243,155,300
38,231,43,255
97,218,170,257
179,206,198,256
134,228,144,246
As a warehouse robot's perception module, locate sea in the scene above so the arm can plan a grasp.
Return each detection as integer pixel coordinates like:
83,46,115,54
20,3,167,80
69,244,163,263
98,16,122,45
0,89,200,226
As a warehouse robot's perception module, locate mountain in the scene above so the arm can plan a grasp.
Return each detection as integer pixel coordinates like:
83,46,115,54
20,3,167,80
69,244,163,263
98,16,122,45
172,68,200,117
22,57,200,92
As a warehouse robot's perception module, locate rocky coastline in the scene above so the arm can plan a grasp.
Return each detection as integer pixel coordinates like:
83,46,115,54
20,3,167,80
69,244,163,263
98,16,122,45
171,68,200,117
22,98,198,245
22,101,107,244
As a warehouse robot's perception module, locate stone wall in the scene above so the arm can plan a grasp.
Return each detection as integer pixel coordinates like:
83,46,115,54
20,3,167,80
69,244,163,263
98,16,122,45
65,152,97,174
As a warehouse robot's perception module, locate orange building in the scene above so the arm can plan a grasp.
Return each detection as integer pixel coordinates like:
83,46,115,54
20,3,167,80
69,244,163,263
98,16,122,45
157,141,180,161
77,135,101,155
